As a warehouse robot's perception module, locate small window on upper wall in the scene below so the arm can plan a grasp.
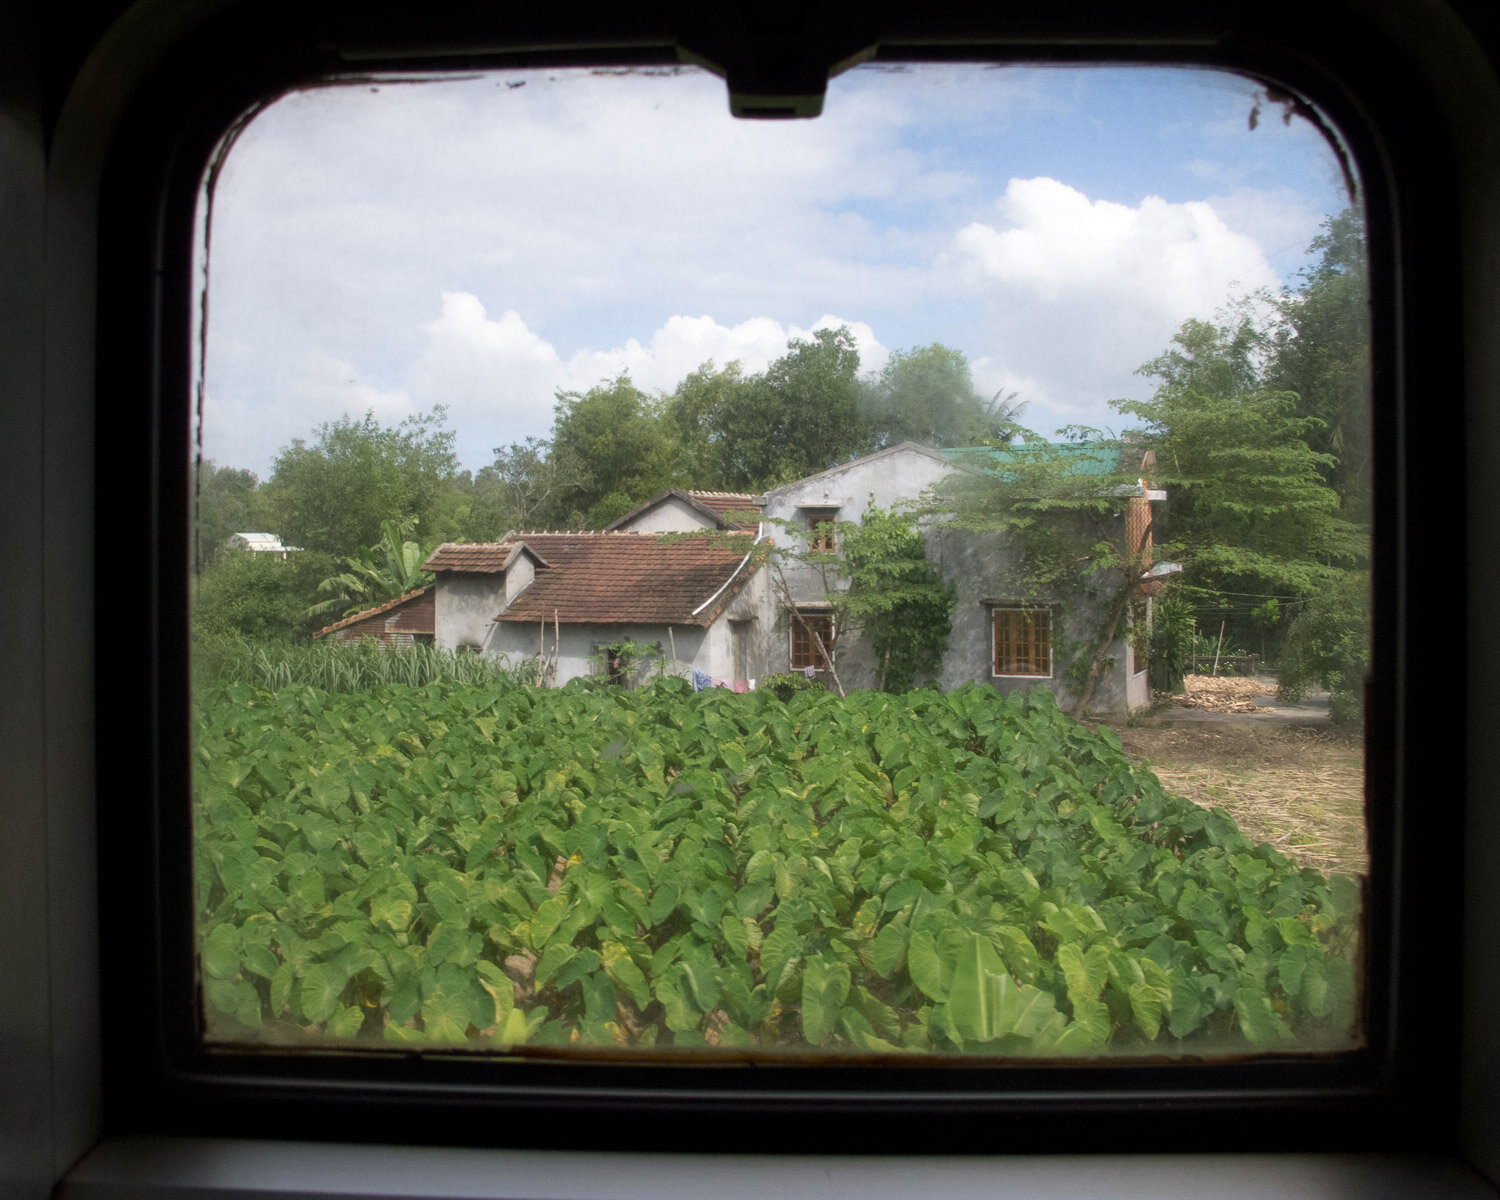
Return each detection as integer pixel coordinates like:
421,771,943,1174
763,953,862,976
994,607,1052,677
806,511,838,553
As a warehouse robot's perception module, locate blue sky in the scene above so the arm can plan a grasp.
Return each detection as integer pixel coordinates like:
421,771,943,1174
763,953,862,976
199,63,1354,478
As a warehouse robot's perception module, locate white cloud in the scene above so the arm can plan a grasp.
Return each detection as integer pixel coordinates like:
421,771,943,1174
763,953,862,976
954,177,1281,428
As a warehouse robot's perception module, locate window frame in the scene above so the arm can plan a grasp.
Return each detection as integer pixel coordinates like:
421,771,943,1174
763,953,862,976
991,606,1054,679
788,605,835,671
76,0,1471,1164
804,509,839,553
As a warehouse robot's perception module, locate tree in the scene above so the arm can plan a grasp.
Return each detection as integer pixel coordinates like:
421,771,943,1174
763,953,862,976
466,436,589,537
260,407,459,555
747,504,955,696
1277,572,1369,724
839,505,956,692
860,343,1025,449
1117,313,1363,600
549,375,678,526
661,360,749,489
192,547,338,643
693,327,869,490
308,516,435,620
1265,209,1371,522
193,460,264,571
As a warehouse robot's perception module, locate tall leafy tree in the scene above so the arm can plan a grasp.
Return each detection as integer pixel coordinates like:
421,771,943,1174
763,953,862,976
662,360,749,489
549,375,678,527
1117,314,1363,598
260,406,459,555
699,327,869,489
192,547,338,642
193,460,265,571
1265,209,1371,522
466,436,588,537
860,343,1025,449
840,504,956,692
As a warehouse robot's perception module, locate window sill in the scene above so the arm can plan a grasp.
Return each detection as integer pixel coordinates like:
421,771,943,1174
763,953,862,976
56,1138,1500,1200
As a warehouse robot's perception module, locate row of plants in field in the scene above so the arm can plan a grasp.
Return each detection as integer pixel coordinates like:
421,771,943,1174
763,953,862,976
194,677,1359,1056
194,632,533,693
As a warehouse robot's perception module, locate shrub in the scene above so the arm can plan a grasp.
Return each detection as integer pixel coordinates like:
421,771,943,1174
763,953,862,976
1277,572,1369,724
1148,593,1195,692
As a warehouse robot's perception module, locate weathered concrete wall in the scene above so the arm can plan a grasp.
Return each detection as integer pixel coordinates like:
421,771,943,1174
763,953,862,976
752,449,1150,713
489,621,727,687
434,575,506,654
759,445,955,611
504,554,535,605
614,495,719,533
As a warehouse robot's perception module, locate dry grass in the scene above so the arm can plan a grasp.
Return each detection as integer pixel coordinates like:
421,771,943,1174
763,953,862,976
1109,719,1367,878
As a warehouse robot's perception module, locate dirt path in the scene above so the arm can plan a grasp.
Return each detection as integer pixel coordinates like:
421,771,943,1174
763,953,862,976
1096,677,1367,878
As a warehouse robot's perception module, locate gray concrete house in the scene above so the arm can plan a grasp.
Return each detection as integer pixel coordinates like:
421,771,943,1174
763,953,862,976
749,440,1161,715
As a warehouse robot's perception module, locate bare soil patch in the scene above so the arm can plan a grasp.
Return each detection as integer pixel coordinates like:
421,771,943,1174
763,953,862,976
1101,713,1366,878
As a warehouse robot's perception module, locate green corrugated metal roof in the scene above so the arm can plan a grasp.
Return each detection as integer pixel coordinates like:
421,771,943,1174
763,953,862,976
940,443,1125,477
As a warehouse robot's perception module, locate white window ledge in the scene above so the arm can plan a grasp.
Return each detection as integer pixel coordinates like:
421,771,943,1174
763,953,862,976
56,1138,1500,1200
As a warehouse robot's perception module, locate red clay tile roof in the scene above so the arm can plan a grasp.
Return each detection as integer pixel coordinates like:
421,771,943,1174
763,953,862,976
311,587,433,640
490,530,758,627
423,542,548,573
687,491,762,530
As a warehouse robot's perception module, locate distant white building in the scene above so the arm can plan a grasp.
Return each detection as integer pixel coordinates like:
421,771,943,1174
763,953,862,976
225,532,298,558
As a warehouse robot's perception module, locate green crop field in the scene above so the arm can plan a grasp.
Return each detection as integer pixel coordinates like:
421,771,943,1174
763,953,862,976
193,677,1359,1056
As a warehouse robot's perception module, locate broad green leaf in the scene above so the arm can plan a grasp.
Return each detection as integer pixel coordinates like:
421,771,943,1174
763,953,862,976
298,962,347,1025
474,959,517,1026
871,922,908,979
534,941,577,990
906,930,949,1003
1057,942,1110,1010
325,1005,365,1038
601,941,651,1009
269,961,295,1016
421,988,472,1043
1233,986,1292,1045
202,923,241,980
720,914,750,960
799,954,851,1046
493,1006,529,1047
1275,917,1319,948
1054,996,1111,1051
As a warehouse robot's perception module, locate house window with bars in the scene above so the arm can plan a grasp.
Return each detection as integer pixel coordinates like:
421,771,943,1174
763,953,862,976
993,608,1051,677
790,610,834,670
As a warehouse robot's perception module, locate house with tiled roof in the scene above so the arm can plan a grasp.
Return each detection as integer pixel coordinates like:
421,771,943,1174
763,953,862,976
414,439,1163,711
605,488,762,534
423,529,766,685
310,587,435,646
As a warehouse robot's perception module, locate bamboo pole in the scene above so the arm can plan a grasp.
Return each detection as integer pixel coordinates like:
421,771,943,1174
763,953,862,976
1212,620,1226,676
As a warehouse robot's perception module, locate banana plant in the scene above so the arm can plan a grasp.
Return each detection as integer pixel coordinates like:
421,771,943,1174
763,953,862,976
308,516,435,619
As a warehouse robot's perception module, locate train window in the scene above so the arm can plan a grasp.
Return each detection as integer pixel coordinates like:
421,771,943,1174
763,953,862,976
190,62,1368,1066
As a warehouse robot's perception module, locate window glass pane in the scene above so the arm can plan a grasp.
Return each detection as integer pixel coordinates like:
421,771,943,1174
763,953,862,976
191,63,1369,1059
